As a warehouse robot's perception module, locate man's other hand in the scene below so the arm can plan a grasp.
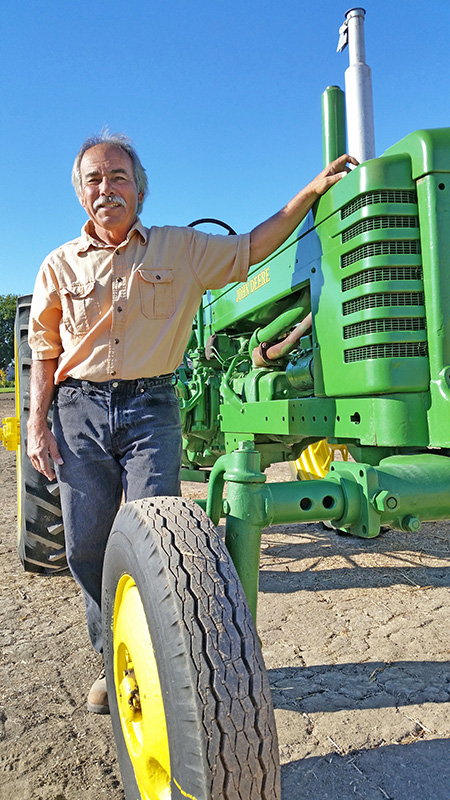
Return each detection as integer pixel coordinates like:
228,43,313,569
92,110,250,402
27,420,64,481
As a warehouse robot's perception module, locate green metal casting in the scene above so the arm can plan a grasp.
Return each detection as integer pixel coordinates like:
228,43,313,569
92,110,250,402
205,444,450,623
175,125,450,619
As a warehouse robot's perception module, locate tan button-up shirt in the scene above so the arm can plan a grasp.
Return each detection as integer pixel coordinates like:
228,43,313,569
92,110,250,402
29,219,250,383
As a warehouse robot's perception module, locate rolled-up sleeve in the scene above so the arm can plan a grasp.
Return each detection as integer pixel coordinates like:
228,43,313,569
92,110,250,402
184,228,250,290
29,263,63,360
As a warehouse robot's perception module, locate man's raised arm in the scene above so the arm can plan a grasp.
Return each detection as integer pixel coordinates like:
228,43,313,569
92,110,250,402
249,154,358,266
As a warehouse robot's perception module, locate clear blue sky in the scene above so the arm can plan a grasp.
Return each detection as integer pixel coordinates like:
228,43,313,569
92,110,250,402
1,0,449,296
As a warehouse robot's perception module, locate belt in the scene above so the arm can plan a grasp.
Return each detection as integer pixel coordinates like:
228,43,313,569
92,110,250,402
60,374,174,391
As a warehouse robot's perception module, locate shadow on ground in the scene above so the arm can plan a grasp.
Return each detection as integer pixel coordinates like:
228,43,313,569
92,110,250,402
281,738,450,800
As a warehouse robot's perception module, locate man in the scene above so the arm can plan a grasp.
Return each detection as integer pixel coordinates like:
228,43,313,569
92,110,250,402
27,131,357,713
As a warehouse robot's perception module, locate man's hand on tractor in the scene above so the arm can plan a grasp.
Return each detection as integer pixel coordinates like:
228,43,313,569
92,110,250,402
307,153,359,196
249,153,359,266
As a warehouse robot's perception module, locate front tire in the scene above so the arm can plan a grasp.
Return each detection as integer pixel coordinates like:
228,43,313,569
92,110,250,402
102,496,280,800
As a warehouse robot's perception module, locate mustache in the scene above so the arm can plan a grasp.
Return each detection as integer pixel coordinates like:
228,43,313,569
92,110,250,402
93,195,127,211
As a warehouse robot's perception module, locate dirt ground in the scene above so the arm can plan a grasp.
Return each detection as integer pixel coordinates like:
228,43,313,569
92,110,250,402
1,391,450,800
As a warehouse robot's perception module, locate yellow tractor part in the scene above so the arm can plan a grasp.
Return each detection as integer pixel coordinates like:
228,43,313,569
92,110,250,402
295,439,349,480
1,415,20,451
113,573,171,800
1,335,19,452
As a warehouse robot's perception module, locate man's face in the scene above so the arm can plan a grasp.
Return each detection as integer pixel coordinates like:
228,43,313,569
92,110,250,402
80,144,143,238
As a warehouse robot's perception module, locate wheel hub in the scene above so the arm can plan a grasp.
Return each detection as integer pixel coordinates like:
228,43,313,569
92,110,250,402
119,665,141,723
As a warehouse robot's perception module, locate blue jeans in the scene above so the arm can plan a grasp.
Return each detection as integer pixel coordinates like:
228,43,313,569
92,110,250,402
53,376,182,653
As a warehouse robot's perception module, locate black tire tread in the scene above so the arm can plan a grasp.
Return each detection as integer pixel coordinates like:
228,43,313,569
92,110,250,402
104,496,280,800
15,296,68,573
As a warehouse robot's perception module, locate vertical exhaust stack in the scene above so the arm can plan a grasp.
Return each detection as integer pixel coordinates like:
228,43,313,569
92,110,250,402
337,7,375,163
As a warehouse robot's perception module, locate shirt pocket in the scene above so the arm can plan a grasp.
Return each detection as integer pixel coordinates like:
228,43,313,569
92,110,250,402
60,281,101,335
137,267,174,319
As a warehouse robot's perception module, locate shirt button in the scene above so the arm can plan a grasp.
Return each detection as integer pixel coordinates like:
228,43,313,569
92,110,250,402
114,338,120,344
116,276,123,282
111,371,117,377
117,306,122,312
115,249,120,255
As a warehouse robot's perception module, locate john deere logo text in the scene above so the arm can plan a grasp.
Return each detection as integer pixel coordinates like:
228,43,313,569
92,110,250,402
236,267,270,302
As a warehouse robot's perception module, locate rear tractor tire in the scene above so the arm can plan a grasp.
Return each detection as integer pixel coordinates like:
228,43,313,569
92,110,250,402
15,295,67,573
102,496,281,800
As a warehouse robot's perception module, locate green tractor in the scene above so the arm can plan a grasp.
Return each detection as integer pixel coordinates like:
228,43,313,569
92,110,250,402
2,8,450,800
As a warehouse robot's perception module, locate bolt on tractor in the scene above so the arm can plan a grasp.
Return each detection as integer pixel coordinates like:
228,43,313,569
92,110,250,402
2,8,450,800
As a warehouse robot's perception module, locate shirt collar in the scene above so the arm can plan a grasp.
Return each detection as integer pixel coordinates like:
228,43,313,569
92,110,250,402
76,217,148,254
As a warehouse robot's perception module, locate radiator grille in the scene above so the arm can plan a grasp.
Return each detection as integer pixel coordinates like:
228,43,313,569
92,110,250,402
342,266,423,291
341,190,417,220
344,341,428,362
343,292,425,316
342,215,419,243
341,240,421,268
343,317,426,339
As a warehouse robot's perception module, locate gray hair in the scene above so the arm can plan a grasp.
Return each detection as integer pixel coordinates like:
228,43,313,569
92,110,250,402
71,130,148,215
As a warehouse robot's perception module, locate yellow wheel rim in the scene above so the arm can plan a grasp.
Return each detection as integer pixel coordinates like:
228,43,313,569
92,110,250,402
113,574,171,800
295,439,349,480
